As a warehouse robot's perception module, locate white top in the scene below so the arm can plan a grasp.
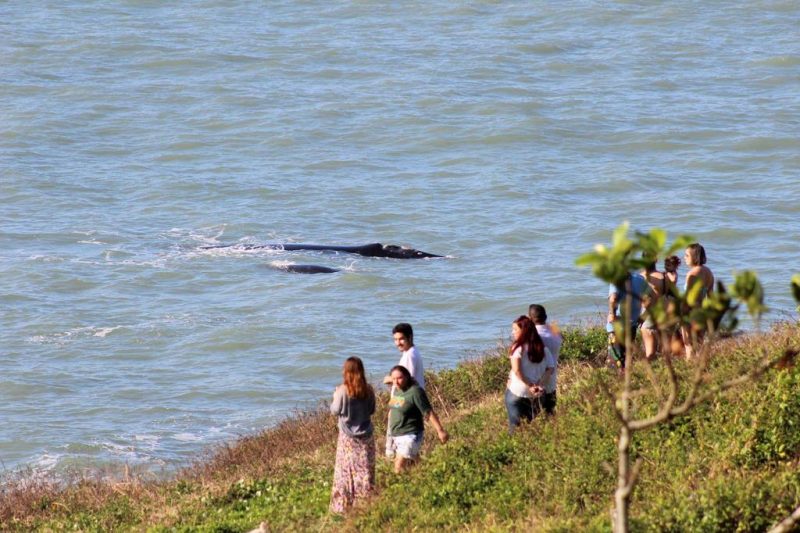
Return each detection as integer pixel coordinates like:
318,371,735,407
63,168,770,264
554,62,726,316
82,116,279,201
536,324,562,393
507,345,555,398
397,345,425,390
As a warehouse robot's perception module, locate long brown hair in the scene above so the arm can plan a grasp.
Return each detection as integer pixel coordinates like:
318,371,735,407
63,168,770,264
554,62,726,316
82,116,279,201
686,243,707,266
343,357,373,400
510,315,545,363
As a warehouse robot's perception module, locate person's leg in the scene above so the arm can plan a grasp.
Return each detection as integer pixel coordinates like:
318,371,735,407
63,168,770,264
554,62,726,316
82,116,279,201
505,389,522,432
394,455,412,474
542,391,557,416
608,333,626,370
681,325,695,359
518,396,534,424
393,433,421,473
641,327,657,360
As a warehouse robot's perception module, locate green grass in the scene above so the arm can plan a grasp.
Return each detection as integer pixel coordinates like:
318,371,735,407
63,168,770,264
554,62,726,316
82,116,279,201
3,324,800,532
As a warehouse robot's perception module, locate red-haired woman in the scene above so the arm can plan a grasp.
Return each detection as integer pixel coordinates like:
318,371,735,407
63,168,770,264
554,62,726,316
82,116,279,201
329,356,376,513
504,316,555,433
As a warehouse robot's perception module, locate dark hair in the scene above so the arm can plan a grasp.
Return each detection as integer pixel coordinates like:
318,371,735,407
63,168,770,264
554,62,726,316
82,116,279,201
686,243,707,266
392,323,413,343
510,315,545,364
389,364,416,389
528,304,547,324
642,251,657,273
664,255,681,273
343,357,374,400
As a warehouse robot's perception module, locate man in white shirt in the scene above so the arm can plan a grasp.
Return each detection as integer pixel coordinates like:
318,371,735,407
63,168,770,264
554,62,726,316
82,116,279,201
383,322,424,389
383,322,426,459
529,304,562,415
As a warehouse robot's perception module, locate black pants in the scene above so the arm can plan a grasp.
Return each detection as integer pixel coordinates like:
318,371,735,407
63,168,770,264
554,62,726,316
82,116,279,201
542,391,557,415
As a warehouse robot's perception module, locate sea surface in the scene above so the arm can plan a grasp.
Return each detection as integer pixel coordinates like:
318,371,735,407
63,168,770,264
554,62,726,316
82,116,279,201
2,1,799,476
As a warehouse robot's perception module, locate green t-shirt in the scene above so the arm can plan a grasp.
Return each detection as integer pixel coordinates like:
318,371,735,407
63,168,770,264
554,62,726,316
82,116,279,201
389,384,432,436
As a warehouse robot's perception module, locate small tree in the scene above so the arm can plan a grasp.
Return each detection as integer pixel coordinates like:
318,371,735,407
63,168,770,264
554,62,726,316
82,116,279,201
577,223,799,533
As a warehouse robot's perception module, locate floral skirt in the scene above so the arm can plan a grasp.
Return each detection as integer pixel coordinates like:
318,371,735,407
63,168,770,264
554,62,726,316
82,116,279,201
330,431,375,513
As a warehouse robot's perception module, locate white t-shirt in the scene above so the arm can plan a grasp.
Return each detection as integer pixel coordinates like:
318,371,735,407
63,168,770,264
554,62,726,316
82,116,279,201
507,345,555,398
536,324,562,394
397,345,425,390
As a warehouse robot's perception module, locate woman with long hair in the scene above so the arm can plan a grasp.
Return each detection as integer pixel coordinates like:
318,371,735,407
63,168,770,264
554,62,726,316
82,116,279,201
329,356,376,513
504,316,555,433
681,243,715,358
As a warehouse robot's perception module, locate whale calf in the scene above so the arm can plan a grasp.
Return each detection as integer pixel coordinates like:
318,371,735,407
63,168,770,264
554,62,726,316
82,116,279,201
203,242,442,259
275,264,340,274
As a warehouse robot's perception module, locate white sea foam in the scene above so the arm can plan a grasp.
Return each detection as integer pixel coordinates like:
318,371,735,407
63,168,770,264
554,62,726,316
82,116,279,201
173,432,202,442
93,326,123,338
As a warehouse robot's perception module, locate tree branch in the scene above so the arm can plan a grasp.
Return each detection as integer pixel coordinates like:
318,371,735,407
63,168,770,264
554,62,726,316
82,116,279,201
768,503,800,533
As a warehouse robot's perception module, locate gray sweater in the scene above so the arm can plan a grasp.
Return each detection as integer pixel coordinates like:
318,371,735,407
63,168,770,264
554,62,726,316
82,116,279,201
330,386,375,438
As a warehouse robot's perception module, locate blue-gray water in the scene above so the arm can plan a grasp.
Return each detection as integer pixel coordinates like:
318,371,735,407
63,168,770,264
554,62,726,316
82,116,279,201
2,1,799,476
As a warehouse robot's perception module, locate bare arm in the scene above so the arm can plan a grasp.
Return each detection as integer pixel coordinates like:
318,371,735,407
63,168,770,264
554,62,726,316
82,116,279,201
608,292,619,324
425,410,449,443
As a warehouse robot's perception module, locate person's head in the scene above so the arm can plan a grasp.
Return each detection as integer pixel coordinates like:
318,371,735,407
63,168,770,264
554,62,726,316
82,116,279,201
664,255,681,273
343,356,372,400
392,323,414,352
510,315,545,363
684,243,707,267
642,252,658,273
390,364,415,391
528,304,547,325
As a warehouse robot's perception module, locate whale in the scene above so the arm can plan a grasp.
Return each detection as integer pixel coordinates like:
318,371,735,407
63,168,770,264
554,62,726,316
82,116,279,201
274,264,341,274
202,242,442,259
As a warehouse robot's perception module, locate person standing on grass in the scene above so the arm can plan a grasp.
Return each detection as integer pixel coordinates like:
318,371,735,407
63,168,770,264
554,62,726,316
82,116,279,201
663,255,684,355
528,304,562,415
329,357,376,513
505,316,555,433
640,258,670,361
386,365,448,473
383,323,425,456
607,271,652,369
681,243,715,359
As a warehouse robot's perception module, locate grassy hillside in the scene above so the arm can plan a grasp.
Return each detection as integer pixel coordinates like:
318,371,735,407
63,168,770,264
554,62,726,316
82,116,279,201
2,324,799,532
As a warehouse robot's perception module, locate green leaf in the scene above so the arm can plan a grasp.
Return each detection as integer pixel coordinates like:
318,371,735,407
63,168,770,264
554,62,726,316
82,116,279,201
575,251,603,267
686,279,705,307
731,270,767,319
791,274,800,305
612,221,630,249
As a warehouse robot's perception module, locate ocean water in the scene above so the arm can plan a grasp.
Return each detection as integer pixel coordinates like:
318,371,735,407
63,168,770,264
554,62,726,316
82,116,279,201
1,1,799,475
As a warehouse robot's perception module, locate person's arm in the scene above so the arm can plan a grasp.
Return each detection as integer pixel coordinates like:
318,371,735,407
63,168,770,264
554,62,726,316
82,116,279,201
425,410,449,444
532,368,553,397
330,385,344,415
642,286,653,309
608,291,619,325
510,351,526,384
530,350,554,397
